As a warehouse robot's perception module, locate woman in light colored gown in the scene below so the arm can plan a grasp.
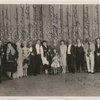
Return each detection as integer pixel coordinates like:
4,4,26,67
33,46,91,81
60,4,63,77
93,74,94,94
16,41,23,78
60,40,67,74
22,41,29,77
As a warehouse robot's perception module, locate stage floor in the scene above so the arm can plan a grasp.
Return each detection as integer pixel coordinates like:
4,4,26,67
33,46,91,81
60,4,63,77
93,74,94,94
0,73,100,96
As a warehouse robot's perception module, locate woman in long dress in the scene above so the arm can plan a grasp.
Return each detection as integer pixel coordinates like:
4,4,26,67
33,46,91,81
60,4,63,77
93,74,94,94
16,41,23,78
75,39,84,72
60,40,67,74
27,41,36,75
40,41,49,74
22,41,30,77
6,42,18,79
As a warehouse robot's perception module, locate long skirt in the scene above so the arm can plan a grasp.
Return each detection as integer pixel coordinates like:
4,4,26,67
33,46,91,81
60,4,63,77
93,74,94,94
60,55,67,73
28,55,36,75
95,55,100,72
17,58,23,78
6,61,17,73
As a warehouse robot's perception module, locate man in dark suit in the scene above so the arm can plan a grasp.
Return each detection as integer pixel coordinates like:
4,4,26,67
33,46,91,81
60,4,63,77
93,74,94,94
34,39,42,75
95,38,100,72
67,39,75,73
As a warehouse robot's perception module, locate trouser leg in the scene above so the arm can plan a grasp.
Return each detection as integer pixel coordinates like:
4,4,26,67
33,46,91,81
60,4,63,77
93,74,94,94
67,54,71,72
71,56,75,73
90,54,94,73
86,56,91,72
36,55,41,74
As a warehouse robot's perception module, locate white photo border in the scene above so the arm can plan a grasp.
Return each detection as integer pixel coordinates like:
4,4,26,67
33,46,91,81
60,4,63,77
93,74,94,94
0,0,100,100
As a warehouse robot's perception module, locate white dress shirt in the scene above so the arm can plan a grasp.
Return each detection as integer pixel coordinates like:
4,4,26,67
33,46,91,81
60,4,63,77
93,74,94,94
67,44,71,54
29,47,33,53
36,44,40,54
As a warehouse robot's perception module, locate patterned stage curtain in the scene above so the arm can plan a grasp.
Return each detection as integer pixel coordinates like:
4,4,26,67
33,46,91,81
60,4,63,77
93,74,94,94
0,5,100,43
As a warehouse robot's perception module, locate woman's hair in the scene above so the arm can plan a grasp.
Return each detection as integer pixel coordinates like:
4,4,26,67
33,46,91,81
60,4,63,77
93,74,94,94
27,41,33,48
53,48,57,52
41,40,47,46
95,38,100,42
52,48,57,56
36,39,41,42
60,40,65,45
7,42,17,49
6,42,18,57
21,41,28,48
94,38,100,45
6,42,14,48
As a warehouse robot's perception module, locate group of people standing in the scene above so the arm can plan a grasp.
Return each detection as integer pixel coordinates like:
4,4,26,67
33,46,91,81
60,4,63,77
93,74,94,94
0,37,100,83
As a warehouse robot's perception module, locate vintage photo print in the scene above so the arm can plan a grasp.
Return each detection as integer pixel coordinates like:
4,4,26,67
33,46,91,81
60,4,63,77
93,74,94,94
0,0,100,100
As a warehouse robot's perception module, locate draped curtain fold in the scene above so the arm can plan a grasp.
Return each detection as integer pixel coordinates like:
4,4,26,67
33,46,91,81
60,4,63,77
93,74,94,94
0,5,100,43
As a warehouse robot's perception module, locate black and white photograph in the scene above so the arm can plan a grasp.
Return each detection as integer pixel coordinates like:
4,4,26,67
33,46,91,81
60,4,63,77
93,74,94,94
0,0,100,99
